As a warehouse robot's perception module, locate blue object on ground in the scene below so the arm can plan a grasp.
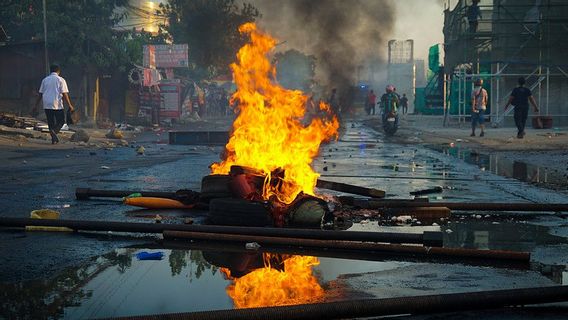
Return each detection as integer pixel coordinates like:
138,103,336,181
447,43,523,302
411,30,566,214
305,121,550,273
135,251,164,260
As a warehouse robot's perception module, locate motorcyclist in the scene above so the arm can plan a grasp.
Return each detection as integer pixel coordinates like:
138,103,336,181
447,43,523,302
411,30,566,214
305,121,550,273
380,84,400,133
380,85,399,122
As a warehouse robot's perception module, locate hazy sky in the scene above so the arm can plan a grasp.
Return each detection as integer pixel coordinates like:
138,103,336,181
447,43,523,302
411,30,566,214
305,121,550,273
389,0,445,62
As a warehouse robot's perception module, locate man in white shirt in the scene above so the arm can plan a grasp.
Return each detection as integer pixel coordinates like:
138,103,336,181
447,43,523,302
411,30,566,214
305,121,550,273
35,64,75,144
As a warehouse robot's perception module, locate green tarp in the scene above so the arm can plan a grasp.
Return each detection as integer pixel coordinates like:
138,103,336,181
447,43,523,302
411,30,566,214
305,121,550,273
429,44,440,73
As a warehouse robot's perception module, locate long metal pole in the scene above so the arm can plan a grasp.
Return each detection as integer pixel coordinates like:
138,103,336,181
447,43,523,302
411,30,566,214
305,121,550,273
108,286,568,320
158,240,529,269
0,217,441,245
458,68,462,123
164,230,528,261
495,63,500,123
42,0,49,75
546,66,550,115
75,187,178,200
363,201,568,212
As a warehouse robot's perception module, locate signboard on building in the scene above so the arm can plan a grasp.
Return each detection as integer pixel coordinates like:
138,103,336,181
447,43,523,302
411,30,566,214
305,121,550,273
143,44,189,68
159,82,181,118
388,40,414,64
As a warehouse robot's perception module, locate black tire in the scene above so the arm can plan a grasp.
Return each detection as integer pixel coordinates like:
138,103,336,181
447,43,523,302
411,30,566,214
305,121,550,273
208,198,273,227
200,174,233,201
384,127,397,136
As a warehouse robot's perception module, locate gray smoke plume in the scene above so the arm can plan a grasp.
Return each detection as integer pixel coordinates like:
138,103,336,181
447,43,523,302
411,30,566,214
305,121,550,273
248,0,396,90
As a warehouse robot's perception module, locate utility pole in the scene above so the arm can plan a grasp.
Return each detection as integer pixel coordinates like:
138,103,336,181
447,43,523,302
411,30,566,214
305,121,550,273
42,0,49,75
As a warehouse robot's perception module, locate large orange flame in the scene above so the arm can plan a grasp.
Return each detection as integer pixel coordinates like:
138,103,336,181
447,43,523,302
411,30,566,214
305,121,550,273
223,254,324,308
211,23,339,204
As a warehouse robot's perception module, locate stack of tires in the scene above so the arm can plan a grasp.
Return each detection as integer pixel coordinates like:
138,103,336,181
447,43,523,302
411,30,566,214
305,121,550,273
200,174,273,227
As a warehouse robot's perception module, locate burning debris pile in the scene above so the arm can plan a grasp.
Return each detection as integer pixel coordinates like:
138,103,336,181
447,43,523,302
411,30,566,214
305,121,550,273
210,23,339,205
199,22,342,228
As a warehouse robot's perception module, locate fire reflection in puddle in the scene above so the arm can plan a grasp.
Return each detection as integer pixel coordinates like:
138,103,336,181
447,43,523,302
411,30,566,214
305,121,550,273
220,253,324,308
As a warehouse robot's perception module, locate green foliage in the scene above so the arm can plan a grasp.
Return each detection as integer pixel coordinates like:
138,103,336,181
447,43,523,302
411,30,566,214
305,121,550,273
0,0,165,72
159,0,260,80
274,49,316,91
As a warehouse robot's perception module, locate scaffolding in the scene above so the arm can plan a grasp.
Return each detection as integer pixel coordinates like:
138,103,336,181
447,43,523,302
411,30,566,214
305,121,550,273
443,0,568,126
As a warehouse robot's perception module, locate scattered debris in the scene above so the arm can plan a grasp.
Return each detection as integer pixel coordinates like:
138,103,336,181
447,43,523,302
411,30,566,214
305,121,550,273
135,251,164,260
136,146,146,155
245,242,261,250
70,129,90,143
105,128,124,139
410,186,443,196
0,113,45,129
25,209,73,232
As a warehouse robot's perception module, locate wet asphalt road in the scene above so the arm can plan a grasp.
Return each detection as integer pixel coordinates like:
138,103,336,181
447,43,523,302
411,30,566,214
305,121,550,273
1,121,567,318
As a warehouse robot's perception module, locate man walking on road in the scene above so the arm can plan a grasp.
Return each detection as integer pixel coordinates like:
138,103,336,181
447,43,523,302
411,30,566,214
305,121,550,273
471,78,487,137
504,77,539,139
400,93,409,115
35,64,74,144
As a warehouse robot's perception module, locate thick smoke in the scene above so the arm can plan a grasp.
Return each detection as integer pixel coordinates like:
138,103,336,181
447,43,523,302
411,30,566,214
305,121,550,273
248,0,396,90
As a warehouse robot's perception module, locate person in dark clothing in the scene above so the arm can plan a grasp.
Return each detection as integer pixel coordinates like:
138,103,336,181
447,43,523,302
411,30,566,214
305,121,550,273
328,88,340,114
400,94,409,114
504,77,539,139
467,0,482,33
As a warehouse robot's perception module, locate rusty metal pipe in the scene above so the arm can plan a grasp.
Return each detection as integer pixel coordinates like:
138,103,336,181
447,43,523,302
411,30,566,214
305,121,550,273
0,217,440,245
163,230,529,262
316,179,385,198
153,240,529,270
104,285,568,320
364,200,568,212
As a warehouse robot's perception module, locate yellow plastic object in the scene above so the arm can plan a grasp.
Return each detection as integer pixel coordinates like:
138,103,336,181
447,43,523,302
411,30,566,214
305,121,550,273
25,209,73,232
124,197,195,209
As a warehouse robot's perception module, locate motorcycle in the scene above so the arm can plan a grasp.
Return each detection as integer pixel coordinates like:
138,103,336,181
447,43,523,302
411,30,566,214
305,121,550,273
382,110,399,136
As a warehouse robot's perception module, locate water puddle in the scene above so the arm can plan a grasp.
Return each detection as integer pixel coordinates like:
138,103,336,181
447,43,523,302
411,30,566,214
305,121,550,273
432,145,568,189
2,217,567,319
0,248,403,319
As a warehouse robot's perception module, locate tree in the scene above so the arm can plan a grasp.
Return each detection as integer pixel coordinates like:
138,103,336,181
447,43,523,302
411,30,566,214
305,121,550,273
0,0,163,72
274,49,317,91
158,0,260,80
